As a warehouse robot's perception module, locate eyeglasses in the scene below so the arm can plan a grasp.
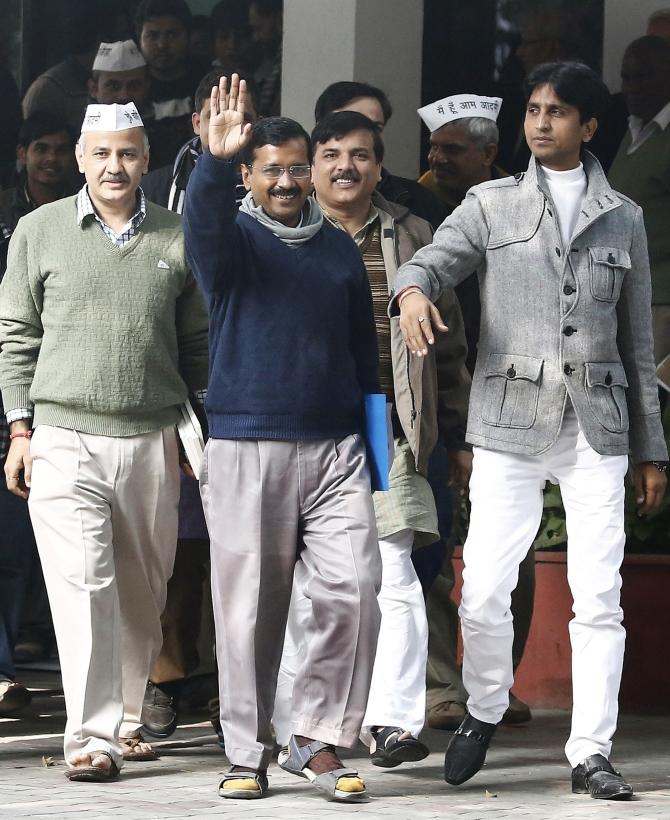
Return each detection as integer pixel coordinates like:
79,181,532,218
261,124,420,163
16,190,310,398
249,164,312,179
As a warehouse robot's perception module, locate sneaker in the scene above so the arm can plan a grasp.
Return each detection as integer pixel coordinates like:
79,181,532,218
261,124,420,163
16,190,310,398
0,680,32,716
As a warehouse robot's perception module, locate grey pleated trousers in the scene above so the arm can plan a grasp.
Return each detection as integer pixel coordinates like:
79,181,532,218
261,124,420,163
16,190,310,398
201,434,381,769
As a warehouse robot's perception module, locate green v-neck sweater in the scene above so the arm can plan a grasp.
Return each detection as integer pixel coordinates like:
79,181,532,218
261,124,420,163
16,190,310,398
0,195,209,436
609,126,670,305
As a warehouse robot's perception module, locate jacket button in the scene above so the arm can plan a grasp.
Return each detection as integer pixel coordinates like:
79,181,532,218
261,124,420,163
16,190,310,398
605,371,613,385
563,284,575,295
607,253,616,264
564,364,574,375
507,366,516,378
563,326,576,336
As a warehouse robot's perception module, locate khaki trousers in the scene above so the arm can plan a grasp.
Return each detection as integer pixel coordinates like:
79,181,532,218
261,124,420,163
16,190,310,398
202,434,382,770
28,425,180,768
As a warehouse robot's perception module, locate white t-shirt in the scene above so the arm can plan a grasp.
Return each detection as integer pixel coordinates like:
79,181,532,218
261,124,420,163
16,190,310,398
542,163,587,247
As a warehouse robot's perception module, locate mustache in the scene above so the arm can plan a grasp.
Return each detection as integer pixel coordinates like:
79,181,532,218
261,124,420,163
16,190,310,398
269,186,301,196
331,171,361,183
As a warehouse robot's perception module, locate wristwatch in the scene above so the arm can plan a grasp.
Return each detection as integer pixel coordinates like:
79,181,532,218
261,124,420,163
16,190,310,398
650,461,669,473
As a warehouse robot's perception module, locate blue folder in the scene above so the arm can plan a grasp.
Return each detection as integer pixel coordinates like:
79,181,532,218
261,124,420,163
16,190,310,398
364,393,392,492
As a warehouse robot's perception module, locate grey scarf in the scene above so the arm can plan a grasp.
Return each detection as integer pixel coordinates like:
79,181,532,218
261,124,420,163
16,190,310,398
239,192,323,247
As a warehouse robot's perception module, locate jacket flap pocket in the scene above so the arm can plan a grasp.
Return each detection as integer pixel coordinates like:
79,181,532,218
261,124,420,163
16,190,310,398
485,353,543,382
487,197,544,249
588,247,631,269
585,362,628,388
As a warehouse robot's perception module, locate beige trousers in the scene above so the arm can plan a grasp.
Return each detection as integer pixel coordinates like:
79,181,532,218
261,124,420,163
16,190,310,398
202,434,382,770
28,425,180,768
652,304,670,364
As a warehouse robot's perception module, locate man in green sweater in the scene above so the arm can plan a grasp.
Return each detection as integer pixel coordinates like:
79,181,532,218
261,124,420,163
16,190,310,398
0,102,208,782
609,35,670,365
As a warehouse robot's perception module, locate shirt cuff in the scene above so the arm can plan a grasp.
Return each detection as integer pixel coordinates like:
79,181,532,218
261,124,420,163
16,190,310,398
6,408,33,423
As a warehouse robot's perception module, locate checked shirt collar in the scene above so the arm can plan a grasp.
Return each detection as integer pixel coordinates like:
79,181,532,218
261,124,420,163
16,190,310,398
76,184,147,247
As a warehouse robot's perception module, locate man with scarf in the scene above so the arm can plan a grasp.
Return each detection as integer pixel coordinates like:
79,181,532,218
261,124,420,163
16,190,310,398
140,66,257,742
183,75,382,803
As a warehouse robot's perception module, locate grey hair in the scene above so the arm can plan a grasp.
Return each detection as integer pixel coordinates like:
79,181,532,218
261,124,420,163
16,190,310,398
456,117,499,147
77,128,150,155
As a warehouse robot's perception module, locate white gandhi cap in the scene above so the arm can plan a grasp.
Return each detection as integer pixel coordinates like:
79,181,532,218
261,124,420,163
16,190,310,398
418,94,503,133
81,103,144,133
93,40,146,72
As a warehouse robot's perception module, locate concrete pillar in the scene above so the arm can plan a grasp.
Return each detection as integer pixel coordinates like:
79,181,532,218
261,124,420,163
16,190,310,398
281,0,424,178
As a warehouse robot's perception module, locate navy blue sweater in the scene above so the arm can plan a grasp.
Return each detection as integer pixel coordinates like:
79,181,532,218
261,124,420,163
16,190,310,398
183,152,379,440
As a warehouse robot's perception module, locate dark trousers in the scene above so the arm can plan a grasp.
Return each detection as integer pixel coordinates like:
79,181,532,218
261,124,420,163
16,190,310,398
0,483,36,680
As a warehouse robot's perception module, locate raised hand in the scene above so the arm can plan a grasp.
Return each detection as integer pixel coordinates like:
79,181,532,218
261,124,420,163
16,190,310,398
208,73,253,160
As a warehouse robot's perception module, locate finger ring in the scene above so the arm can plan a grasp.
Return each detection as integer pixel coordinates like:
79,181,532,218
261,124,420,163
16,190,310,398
418,315,425,323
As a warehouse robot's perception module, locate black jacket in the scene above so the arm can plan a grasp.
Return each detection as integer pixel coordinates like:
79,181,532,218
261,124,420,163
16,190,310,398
377,167,448,231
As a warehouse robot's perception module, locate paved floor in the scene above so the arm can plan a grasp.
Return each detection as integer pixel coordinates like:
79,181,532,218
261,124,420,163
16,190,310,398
0,671,669,820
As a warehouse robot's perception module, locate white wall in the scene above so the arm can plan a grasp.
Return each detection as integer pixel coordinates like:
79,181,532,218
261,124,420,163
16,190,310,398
282,0,424,178
603,0,670,90
280,0,358,127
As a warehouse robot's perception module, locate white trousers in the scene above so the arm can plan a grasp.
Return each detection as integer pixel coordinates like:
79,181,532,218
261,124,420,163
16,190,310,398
274,527,428,746
460,408,628,767
28,425,180,767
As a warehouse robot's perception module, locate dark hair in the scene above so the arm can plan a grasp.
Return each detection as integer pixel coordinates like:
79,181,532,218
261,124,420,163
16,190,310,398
240,116,312,166
135,0,192,37
191,14,212,32
624,34,670,63
194,69,259,115
211,0,250,34
311,111,384,163
251,0,283,16
525,61,611,123
68,2,113,54
314,81,393,125
18,113,74,149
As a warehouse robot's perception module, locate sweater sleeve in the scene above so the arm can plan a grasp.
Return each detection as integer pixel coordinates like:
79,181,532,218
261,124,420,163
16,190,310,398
350,253,380,395
0,220,44,413
176,267,210,393
183,152,240,299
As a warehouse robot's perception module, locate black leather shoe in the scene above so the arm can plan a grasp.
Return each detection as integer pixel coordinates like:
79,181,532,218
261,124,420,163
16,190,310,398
444,715,497,785
141,682,178,739
571,754,633,800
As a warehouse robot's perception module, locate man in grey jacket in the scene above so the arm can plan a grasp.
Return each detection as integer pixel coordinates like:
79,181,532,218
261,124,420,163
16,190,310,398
392,62,667,800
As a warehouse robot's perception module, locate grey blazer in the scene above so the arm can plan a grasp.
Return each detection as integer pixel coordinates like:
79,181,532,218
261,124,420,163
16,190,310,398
391,152,667,464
